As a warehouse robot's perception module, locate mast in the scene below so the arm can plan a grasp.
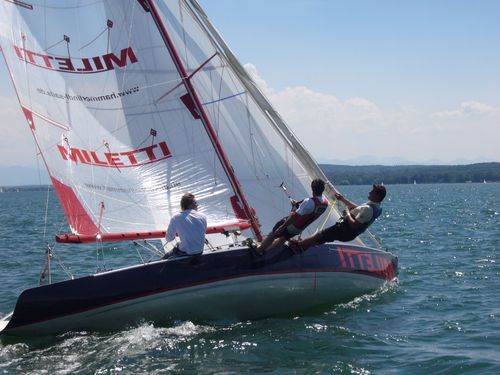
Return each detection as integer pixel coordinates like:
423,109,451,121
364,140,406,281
143,0,263,241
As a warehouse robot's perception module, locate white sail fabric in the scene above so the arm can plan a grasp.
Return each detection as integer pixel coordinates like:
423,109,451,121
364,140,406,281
1,0,365,246
154,0,349,240
0,0,241,235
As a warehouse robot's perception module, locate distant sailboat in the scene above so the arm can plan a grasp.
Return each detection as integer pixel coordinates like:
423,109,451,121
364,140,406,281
0,0,397,336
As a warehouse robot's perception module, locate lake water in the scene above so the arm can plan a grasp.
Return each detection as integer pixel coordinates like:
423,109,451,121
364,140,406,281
0,183,498,374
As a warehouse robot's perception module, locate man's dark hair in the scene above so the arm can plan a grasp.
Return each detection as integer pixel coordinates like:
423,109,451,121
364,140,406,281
180,192,196,210
372,184,386,202
311,178,325,196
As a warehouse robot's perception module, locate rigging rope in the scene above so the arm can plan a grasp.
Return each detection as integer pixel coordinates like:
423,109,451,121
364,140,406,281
42,184,50,241
79,20,112,51
318,198,337,231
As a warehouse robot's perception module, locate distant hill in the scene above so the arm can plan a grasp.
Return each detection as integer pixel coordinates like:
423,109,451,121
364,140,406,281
320,162,500,185
1,163,499,189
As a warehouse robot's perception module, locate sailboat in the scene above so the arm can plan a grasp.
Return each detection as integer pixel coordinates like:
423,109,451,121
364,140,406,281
0,0,397,337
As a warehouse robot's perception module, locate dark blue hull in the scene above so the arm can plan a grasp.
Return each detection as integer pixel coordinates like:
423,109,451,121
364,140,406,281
0,242,397,336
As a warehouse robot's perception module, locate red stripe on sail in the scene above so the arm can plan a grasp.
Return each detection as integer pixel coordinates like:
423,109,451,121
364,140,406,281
180,93,200,119
230,195,261,230
21,105,70,131
230,195,248,220
51,177,99,235
21,107,35,130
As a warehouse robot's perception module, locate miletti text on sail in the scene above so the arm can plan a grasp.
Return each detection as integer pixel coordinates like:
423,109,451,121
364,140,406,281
57,141,172,168
12,45,138,73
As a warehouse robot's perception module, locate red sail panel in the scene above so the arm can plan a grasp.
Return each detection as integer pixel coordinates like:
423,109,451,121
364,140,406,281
51,177,99,235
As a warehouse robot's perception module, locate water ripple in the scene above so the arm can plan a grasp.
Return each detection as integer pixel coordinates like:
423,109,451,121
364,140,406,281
1,184,499,373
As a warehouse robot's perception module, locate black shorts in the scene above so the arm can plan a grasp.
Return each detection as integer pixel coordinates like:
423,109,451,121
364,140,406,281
163,245,201,259
317,220,358,244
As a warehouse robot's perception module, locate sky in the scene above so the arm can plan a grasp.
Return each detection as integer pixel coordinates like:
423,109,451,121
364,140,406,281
1,0,499,169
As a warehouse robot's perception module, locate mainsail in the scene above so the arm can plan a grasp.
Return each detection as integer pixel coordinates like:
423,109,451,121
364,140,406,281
0,0,363,246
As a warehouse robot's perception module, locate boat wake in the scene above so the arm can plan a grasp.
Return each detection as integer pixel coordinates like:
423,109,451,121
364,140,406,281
329,279,399,313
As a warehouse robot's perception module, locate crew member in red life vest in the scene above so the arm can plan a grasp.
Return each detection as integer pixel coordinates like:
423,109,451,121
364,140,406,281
252,178,329,255
290,183,386,252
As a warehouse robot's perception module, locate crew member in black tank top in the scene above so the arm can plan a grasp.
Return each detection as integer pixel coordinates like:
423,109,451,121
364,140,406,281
290,184,386,252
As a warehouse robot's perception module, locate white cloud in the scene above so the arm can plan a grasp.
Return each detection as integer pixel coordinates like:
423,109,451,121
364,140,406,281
244,64,500,164
245,63,397,161
433,101,500,118
243,63,274,97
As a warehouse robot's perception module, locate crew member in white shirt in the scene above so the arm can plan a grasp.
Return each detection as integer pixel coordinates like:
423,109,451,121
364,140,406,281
164,192,207,257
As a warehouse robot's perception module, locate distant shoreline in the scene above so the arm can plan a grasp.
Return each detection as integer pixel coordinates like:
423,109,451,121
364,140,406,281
0,162,500,192
320,162,500,185
1,162,498,190
1,181,498,193
0,185,54,192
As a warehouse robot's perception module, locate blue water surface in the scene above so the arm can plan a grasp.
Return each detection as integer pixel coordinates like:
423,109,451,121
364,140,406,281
0,183,498,374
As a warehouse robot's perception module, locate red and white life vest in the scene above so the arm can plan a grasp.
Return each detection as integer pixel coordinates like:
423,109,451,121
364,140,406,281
288,196,329,233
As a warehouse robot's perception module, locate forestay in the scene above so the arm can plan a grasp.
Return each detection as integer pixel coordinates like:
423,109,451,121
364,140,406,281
0,0,363,246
